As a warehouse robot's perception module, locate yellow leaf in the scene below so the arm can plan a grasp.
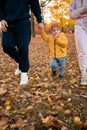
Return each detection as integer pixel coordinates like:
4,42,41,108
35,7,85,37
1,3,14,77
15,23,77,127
74,116,80,122
26,106,33,111
70,79,76,83
0,106,3,109
48,72,52,77
47,96,52,102
60,103,64,107
5,100,10,105
42,116,50,124
74,116,82,125
6,105,11,110
35,76,40,81
29,77,33,83
13,110,17,114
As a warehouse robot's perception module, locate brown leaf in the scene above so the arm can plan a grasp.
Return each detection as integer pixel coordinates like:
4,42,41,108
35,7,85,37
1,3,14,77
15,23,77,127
83,121,87,128
26,124,35,130
64,110,71,115
40,113,64,128
0,88,7,95
0,118,8,126
61,126,69,130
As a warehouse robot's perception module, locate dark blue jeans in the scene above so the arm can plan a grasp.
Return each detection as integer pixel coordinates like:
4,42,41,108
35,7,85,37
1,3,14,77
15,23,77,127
2,19,31,72
50,57,67,76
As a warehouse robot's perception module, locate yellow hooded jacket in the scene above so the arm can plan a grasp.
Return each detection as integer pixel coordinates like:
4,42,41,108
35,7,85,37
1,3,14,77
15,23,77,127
41,30,68,58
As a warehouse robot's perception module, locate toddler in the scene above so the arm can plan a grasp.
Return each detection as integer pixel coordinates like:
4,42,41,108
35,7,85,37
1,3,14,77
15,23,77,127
40,23,68,78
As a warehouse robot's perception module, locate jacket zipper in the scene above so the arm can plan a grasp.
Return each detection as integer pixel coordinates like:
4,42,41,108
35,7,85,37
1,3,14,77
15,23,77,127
54,39,56,58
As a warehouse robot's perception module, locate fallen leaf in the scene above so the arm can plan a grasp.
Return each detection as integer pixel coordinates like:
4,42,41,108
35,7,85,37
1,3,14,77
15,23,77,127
47,96,52,102
26,125,35,130
5,105,11,110
0,88,7,95
74,116,82,125
61,126,69,130
64,110,71,115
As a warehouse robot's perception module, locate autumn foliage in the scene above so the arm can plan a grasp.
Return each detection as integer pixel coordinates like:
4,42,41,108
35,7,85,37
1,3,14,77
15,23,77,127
41,0,75,30
0,34,87,130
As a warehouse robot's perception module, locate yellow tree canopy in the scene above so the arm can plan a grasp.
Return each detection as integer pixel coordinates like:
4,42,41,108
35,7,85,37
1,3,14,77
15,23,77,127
41,0,75,29
49,0,75,28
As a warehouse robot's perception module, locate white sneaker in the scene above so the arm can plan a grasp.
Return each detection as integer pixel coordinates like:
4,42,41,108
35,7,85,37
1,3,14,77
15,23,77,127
80,76,87,85
20,73,28,85
15,64,21,75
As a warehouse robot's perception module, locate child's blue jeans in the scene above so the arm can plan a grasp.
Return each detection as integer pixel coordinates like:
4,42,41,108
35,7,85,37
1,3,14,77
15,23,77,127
50,57,66,76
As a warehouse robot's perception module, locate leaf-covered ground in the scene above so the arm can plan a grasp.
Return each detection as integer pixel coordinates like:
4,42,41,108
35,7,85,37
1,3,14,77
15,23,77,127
0,34,87,130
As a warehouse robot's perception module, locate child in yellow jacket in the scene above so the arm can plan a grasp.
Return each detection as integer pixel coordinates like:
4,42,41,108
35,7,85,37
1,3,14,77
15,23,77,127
40,23,68,78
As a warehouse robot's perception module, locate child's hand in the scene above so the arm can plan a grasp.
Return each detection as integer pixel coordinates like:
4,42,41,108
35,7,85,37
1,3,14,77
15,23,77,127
54,33,60,39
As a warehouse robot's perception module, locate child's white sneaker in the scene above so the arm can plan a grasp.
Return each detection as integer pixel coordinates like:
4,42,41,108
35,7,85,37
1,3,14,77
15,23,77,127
20,73,28,85
80,76,87,85
15,64,21,75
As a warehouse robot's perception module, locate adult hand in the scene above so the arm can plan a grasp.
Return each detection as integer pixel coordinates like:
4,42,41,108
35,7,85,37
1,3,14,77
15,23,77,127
1,20,8,32
38,23,44,31
80,13,87,18
82,6,87,13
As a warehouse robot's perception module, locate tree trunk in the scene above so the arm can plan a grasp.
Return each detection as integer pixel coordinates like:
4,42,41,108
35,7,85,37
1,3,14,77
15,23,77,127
31,12,35,37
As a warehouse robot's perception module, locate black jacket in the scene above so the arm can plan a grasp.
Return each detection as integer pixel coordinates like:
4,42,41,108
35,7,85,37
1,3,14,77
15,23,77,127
0,0,42,23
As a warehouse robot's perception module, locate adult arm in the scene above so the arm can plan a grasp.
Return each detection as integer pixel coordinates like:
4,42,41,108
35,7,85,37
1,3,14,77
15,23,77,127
0,1,8,32
0,0,4,21
29,0,42,23
69,0,86,19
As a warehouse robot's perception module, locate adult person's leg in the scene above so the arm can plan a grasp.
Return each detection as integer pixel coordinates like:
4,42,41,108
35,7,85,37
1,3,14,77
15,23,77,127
15,19,31,85
2,20,31,85
2,23,19,63
75,25,87,85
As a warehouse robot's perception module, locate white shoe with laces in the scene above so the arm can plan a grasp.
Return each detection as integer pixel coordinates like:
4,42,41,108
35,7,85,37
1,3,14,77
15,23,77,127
15,64,21,75
80,76,87,85
20,73,28,85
